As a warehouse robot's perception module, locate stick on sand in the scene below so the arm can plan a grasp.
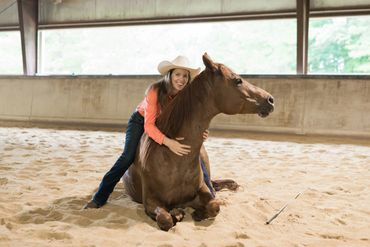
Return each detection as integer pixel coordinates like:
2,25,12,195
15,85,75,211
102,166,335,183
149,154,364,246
265,191,303,225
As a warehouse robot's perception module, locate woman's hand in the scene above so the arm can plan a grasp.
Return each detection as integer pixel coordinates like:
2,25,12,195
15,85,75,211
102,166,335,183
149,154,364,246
203,129,210,141
163,137,191,156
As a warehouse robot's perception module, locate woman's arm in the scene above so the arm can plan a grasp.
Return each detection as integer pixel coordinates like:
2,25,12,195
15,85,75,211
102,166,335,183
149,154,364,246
163,137,191,156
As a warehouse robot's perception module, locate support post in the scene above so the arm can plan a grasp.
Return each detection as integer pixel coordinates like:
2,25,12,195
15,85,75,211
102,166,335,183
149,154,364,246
297,0,309,74
17,0,38,75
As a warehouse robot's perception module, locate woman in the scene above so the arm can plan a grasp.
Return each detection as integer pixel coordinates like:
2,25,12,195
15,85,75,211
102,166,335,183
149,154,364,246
85,55,212,209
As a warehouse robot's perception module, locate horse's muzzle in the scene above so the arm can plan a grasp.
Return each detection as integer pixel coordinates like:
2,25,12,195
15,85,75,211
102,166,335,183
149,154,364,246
258,96,274,118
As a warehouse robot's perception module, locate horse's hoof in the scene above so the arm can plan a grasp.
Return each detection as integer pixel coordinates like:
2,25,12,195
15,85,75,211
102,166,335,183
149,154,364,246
170,208,185,223
156,213,174,231
192,209,207,221
206,200,220,217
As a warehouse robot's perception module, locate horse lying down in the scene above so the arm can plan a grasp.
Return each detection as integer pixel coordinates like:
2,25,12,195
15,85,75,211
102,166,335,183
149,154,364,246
123,53,274,231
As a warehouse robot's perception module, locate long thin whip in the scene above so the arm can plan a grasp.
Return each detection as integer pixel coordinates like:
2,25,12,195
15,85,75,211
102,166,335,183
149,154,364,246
265,191,303,225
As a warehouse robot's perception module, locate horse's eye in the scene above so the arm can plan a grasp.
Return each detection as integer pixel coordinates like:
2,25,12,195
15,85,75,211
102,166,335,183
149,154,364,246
235,78,243,86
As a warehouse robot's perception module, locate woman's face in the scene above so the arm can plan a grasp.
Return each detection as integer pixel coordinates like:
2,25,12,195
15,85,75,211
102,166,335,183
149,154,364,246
170,68,190,94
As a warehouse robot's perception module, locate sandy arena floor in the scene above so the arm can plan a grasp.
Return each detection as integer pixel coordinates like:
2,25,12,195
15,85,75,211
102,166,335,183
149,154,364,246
0,126,369,247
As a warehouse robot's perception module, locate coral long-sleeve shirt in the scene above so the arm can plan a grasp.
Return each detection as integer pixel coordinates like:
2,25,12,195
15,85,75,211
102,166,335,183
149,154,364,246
137,87,173,145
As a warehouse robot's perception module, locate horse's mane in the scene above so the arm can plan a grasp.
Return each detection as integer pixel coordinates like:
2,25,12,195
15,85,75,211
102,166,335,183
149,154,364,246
139,70,212,165
157,71,210,137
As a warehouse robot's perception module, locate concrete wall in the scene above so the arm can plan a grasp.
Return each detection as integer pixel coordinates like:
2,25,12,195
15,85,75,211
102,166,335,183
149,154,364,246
0,75,369,138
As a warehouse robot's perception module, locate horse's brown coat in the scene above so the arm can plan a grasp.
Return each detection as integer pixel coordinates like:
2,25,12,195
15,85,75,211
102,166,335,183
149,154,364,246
123,54,274,231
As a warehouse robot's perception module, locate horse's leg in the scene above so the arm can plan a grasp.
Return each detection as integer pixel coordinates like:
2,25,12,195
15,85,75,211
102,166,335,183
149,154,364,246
144,198,174,231
146,206,174,231
169,208,186,223
191,183,220,221
212,179,239,191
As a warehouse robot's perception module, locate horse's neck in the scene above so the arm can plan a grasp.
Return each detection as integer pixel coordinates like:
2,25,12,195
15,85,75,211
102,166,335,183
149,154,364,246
180,78,219,148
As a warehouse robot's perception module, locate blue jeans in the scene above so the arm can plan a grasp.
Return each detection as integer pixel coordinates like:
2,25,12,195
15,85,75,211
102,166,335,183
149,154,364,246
201,158,215,198
92,111,214,206
93,111,144,206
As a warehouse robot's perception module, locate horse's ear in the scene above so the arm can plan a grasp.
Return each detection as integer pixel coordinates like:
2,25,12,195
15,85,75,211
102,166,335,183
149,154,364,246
202,53,218,72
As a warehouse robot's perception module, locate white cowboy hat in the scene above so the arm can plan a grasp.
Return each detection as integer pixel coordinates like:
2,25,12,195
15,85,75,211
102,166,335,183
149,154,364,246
157,55,201,80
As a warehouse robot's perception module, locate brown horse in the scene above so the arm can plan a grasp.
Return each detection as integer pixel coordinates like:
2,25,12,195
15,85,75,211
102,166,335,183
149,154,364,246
123,54,274,231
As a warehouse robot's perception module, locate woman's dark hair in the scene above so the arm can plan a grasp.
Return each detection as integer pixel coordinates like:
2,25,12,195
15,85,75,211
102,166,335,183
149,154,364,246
145,69,190,111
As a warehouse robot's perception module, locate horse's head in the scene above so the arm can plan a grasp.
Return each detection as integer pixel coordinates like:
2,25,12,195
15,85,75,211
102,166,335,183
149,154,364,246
203,53,274,117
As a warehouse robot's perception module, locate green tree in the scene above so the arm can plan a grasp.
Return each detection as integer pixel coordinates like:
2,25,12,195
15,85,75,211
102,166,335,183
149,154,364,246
309,16,370,74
